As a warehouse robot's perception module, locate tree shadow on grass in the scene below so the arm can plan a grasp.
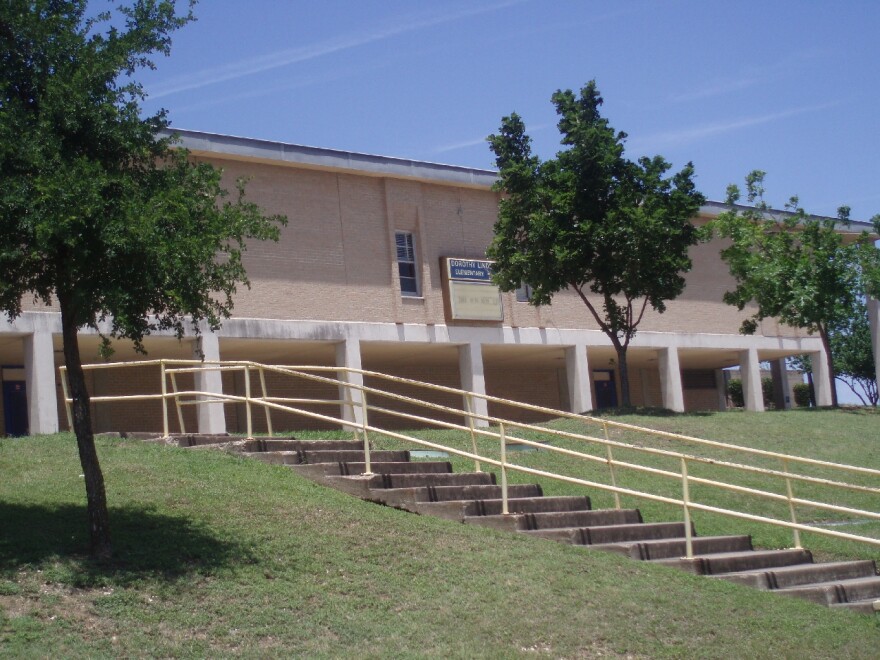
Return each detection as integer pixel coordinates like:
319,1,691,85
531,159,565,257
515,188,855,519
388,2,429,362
0,503,255,587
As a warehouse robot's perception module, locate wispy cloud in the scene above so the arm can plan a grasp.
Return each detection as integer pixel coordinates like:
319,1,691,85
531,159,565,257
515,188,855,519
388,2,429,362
628,102,840,154
434,122,553,154
671,77,762,103
149,1,524,100
670,50,827,104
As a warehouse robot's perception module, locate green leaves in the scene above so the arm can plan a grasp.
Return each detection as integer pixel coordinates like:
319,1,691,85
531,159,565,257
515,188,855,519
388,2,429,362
0,1,286,346
486,81,706,405
708,171,880,406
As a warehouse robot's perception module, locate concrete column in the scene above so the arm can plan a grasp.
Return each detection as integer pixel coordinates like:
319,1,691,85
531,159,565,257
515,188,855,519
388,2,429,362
23,330,59,435
811,346,834,407
336,338,364,427
657,347,685,412
869,296,880,403
739,348,764,411
459,342,489,428
714,369,728,411
770,358,793,410
565,345,592,414
193,331,226,434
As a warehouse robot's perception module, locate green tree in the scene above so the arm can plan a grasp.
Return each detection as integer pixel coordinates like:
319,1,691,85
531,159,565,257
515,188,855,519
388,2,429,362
791,302,878,407
830,299,878,406
487,82,706,407
0,1,285,557
709,171,880,408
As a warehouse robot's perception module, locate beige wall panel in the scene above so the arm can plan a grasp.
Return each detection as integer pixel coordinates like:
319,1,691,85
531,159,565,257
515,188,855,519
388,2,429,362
486,367,564,423
684,388,721,412
363,366,463,430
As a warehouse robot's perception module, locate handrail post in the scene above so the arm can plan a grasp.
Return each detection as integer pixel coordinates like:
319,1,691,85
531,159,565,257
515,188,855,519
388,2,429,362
170,371,185,434
244,364,253,440
681,458,694,559
160,360,169,439
603,422,621,509
60,367,73,431
465,393,481,472
259,366,273,437
500,422,509,515
361,391,371,475
782,458,802,548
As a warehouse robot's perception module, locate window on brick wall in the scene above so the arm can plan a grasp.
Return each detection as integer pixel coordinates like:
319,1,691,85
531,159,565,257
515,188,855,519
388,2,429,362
515,282,533,303
395,231,419,296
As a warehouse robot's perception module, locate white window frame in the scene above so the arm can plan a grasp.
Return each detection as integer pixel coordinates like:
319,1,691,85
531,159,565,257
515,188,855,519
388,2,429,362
395,231,420,297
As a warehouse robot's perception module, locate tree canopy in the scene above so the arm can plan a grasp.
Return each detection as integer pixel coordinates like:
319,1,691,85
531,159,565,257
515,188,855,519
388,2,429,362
830,298,878,406
0,0,286,556
487,81,706,407
709,171,880,407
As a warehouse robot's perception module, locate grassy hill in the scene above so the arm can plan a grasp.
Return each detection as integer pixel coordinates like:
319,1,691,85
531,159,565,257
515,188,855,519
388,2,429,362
1,409,879,657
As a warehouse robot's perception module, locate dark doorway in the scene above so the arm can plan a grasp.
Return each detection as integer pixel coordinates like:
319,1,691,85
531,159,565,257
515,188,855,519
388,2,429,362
593,370,618,409
3,381,28,436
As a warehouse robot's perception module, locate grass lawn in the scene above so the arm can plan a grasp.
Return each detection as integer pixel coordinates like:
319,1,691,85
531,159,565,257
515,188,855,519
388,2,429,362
1,408,879,657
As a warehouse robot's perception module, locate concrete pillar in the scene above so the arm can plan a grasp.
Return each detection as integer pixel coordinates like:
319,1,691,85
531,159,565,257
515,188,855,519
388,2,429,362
869,296,880,403
565,345,593,414
770,358,793,410
657,347,685,412
459,342,489,428
23,330,59,435
739,348,764,411
193,331,226,434
336,338,364,428
811,346,834,407
714,369,728,411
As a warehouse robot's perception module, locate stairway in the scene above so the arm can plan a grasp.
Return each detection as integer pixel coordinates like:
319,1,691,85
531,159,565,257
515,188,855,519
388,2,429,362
174,434,880,615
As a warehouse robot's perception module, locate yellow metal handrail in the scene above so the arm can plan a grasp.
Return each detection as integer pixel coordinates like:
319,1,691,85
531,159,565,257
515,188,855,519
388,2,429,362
59,359,880,557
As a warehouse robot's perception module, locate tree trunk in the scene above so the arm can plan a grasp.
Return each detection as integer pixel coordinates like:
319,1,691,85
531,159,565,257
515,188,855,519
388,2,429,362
615,344,632,408
819,328,839,408
59,297,112,558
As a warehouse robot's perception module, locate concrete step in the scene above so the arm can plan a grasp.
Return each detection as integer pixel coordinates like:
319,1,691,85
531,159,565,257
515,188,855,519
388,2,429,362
242,450,303,465
171,433,232,447
259,438,363,452
712,560,878,590
339,461,453,476
465,508,639,532
410,495,593,521
594,535,754,561
655,548,814,575
370,483,542,507
302,449,410,464
525,521,691,546
777,576,880,606
830,600,880,615
367,472,495,489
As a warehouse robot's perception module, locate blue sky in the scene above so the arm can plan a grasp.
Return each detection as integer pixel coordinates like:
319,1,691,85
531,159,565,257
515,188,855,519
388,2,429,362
136,0,880,223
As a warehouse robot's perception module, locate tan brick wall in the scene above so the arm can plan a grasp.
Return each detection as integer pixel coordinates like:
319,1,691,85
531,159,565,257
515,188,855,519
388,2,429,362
684,388,721,411
363,366,464,430
86,365,196,434
200,156,774,337
487,366,565,423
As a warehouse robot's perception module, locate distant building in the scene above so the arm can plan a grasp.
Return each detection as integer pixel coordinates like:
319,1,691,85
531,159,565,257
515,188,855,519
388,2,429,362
2,129,877,435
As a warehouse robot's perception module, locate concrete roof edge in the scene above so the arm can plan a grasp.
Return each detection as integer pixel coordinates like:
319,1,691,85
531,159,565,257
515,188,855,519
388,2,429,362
699,200,876,232
161,128,499,188
160,129,876,231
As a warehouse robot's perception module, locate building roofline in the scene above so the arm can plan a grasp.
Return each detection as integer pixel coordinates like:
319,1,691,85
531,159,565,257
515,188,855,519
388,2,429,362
698,200,876,233
163,128,877,233
163,128,498,189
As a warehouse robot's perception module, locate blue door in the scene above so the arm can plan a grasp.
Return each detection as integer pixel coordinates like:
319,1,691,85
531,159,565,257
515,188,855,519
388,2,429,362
3,381,28,436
